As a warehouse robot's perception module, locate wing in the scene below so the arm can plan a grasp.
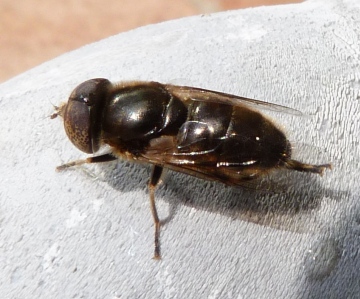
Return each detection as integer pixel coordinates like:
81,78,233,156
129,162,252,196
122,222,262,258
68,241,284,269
140,135,270,187
164,84,302,116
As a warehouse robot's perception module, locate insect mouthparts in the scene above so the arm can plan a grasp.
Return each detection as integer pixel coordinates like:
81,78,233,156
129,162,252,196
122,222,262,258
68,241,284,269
50,103,67,119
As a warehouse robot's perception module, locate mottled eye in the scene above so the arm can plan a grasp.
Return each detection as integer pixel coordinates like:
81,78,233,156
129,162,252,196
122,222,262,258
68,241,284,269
63,78,111,154
63,92,92,153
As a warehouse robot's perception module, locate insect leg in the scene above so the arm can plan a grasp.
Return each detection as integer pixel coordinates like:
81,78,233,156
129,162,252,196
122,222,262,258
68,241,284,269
284,159,332,176
149,165,164,260
56,154,117,171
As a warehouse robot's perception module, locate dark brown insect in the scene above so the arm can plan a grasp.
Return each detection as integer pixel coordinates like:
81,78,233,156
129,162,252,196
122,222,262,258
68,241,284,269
52,78,331,259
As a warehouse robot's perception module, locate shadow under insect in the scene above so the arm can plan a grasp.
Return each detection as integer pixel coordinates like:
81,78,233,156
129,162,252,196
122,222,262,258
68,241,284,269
102,159,333,234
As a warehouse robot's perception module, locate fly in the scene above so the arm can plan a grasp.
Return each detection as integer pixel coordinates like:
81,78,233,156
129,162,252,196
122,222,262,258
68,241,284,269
52,78,332,259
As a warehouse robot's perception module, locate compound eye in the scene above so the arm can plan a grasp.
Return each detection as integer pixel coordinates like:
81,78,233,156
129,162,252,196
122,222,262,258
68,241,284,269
63,94,93,154
62,78,111,154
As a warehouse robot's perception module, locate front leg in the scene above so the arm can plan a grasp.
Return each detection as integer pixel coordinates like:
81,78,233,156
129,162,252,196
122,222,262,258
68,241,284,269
56,153,117,171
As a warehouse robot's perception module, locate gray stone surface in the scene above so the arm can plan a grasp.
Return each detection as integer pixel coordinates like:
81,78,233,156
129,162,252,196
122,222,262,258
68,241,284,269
1,0,359,298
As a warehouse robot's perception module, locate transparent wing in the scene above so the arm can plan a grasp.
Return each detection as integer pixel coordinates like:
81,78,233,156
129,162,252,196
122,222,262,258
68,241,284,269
164,84,302,115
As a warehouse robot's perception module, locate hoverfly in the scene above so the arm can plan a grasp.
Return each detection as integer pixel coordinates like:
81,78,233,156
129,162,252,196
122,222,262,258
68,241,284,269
52,78,332,259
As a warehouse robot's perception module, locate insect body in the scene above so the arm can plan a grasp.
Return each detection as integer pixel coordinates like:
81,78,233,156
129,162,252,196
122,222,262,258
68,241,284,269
52,78,331,259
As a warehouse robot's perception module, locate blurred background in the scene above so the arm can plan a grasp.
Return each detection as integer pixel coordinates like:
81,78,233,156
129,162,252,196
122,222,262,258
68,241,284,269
0,0,302,83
